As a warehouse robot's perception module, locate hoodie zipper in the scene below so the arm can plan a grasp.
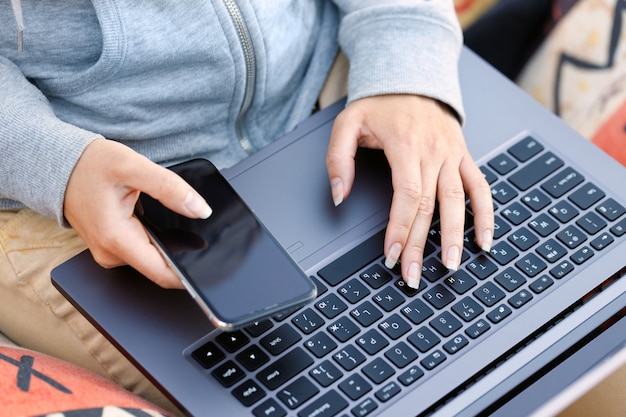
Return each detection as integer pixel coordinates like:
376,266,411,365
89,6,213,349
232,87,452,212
224,0,256,155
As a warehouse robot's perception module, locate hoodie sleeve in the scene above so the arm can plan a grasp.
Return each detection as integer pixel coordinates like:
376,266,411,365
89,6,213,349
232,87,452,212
332,0,465,123
0,56,101,225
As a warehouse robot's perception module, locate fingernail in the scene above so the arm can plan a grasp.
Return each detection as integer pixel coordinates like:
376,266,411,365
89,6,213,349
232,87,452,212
384,242,402,269
407,262,421,289
185,191,212,219
481,229,493,252
331,177,344,206
445,245,460,271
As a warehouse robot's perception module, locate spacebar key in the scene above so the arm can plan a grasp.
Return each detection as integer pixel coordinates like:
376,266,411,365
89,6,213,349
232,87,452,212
298,390,348,417
256,347,313,390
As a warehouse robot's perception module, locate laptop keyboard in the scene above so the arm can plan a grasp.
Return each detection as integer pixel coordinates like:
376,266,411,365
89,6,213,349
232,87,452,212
186,134,626,417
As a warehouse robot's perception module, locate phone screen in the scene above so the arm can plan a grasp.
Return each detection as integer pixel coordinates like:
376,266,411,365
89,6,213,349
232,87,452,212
136,159,316,330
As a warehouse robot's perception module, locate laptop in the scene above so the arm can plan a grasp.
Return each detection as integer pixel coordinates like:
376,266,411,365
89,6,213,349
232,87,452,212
51,47,626,417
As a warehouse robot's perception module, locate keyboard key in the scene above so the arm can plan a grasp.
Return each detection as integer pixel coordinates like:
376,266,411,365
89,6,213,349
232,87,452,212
327,316,361,343
443,334,469,355
491,181,519,204
508,289,534,309
591,232,614,251
395,278,426,296
216,330,250,353
452,296,484,322
351,301,383,327
488,153,518,175
571,247,594,265
508,136,544,162
494,215,513,239
257,347,314,390
489,241,519,265
192,341,225,369
549,200,579,223
292,308,325,335
466,255,498,280
212,360,245,387
495,267,527,292
541,167,584,198
253,398,287,417
297,390,348,417
277,376,319,410
423,284,456,309
232,379,266,407
430,311,463,337
309,360,343,387
480,165,498,184
339,374,372,400
556,225,587,249
422,257,448,283
445,270,477,294
501,202,531,226
236,345,270,371
611,217,626,236
508,227,539,251
363,357,396,384
465,319,491,339
596,198,626,221
245,320,274,337
577,212,607,235
398,365,425,386
569,183,605,209
333,345,366,371
509,151,563,191
260,324,302,355
401,299,434,325
522,189,551,212
338,278,370,304
516,253,547,277
529,214,560,237
352,398,378,417
305,331,338,358
378,313,412,340
421,349,447,370
317,230,384,286
474,282,506,307
463,230,483,253
487,304,512,324
361,264,393,289
356,329,389,355
385,341,418,368
537,239,568,263
373,287,405,312
376,381,402,402
550,260,575,279
529,275,554,294
315,293,348,319
408,326,441,353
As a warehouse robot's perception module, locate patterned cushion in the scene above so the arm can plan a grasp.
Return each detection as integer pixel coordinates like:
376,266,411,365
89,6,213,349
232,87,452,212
517,0,626,166
0,346,171,417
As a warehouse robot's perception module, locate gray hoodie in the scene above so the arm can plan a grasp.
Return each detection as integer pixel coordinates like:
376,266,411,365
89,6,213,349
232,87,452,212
0,0,464,225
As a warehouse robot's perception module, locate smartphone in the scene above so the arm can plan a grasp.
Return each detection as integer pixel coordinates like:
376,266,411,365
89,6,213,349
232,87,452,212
136,158,317,331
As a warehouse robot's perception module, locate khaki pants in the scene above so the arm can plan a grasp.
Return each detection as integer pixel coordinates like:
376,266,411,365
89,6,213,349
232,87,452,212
0,208,181,415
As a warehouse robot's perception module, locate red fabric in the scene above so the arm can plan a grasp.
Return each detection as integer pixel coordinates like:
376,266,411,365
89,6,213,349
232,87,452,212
0,346,170,417
592,101,626,167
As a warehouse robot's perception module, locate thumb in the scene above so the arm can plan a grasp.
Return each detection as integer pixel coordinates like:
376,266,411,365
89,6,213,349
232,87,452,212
126,156,212,219
326,110,359,206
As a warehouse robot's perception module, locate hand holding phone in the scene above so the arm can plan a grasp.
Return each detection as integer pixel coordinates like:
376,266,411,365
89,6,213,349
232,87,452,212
136,159,317,330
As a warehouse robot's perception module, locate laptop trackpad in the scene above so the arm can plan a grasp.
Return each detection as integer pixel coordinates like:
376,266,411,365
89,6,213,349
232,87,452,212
228,120,392,264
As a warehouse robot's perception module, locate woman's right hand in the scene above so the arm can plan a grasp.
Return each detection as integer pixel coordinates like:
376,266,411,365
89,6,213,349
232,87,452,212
63,139,212,288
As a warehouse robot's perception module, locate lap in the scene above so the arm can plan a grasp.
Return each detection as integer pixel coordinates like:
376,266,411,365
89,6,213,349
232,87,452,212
0,208,181,416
